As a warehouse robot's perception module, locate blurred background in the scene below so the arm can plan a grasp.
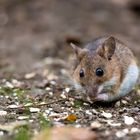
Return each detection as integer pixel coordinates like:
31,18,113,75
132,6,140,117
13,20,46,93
0,0,140,75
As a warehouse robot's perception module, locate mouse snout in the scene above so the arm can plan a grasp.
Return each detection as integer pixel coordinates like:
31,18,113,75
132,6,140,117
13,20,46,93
86,85,98,98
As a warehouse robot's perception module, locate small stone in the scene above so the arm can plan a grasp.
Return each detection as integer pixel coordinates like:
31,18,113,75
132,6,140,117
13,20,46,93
8,104,18,109
5,96,9,99
11,79,22,87
85,110,92,115
29,120,34,123
92,109,99,115
121,100,127,104
0,110,7,116
116,131,126,138
24,103,33,107
45,109,51,114
60,93,67,99
75,124,81,128
65,88,70,93
18,116,29,120
45,87,51,91
91,121,102,129
108,122,121,127
48,92,53,96
83,103,89,106
24,72,36,79
0,131,4,136
115,101,121,107
50,81,56,85
122,129,129,134
13,93,17,96
102,111,112,118
29,107,40,113
5,81,14,88
124,116,134,125
49,112,61,118
130,128,139,133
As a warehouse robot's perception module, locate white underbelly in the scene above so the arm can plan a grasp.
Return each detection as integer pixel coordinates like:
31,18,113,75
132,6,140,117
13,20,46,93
109,64,139,101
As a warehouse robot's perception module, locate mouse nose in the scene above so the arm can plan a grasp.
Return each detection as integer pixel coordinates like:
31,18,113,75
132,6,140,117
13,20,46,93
86,85,98,98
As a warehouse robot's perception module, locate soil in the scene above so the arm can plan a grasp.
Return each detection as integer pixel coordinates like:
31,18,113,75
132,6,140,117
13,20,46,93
0,0,140,140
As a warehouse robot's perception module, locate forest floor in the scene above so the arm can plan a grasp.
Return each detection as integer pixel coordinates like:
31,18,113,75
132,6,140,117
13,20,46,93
0,0,140,140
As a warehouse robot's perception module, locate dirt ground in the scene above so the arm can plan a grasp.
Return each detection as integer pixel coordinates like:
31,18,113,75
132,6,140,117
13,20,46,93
0,0,140,140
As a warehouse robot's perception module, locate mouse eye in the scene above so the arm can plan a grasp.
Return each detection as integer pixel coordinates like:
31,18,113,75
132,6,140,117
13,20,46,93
96,68,104,77
79,69,85,78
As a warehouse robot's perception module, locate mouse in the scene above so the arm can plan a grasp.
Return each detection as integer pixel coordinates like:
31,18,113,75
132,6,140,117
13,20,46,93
70,36,139,102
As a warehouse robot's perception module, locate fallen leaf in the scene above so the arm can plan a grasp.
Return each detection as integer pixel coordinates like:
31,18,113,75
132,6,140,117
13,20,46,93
65,114,77,122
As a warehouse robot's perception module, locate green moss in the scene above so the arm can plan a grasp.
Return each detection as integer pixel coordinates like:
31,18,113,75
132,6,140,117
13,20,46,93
73,100,84,108
38,113,51,129
13,125,30,140
0,86,27,96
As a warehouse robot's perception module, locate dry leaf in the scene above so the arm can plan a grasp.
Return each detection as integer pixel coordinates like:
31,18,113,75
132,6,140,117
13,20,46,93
65,114,77,122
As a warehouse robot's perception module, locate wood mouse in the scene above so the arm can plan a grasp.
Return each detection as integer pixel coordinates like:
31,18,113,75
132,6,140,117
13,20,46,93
70,36,139,102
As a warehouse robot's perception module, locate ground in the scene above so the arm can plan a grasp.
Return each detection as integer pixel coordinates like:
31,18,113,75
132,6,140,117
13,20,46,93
0,0,140,140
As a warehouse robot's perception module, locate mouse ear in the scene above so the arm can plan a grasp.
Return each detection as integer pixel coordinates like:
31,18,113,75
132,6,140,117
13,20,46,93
70,43,88,60
70,43,82,56
97,36,116,60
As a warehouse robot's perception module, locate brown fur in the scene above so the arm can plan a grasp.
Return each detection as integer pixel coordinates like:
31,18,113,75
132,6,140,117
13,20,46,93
72,36,137,101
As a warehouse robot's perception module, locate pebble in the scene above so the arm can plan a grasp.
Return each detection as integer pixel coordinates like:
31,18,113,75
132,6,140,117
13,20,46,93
0,95,4,98
8,104,18,109
83,103,89,106
48,92,53,96
130,127,140,133
85,110,92,115
116,128,129,138
108,122,121,127
0,131,4,136
65,87,70,93
11,79,22,87
90,121,102,129
5,96,9,99
0,110,7,116
50,81,56,85
45,87,51,91
60,93,67,99
29,120,34,123
5,81,14,88
115,101,121,107
121,100,128,104
124,116,134,125
24,72,36,79
24,103,33,107
29,107,40,113
102,111,112,118
116,130,127,138
45,108,52,114
75,124,81,128
49,112,61,118
122,128,129,134
18,116,29,120
92,109,99,115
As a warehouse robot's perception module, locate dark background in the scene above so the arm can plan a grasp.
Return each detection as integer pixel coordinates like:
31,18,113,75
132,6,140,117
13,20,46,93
0,0,140,73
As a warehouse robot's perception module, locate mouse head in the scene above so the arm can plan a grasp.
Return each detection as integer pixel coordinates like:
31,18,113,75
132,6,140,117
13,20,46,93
71,36,117,99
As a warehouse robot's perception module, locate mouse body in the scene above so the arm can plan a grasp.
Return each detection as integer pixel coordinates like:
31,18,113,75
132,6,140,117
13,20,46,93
71,36,139,102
